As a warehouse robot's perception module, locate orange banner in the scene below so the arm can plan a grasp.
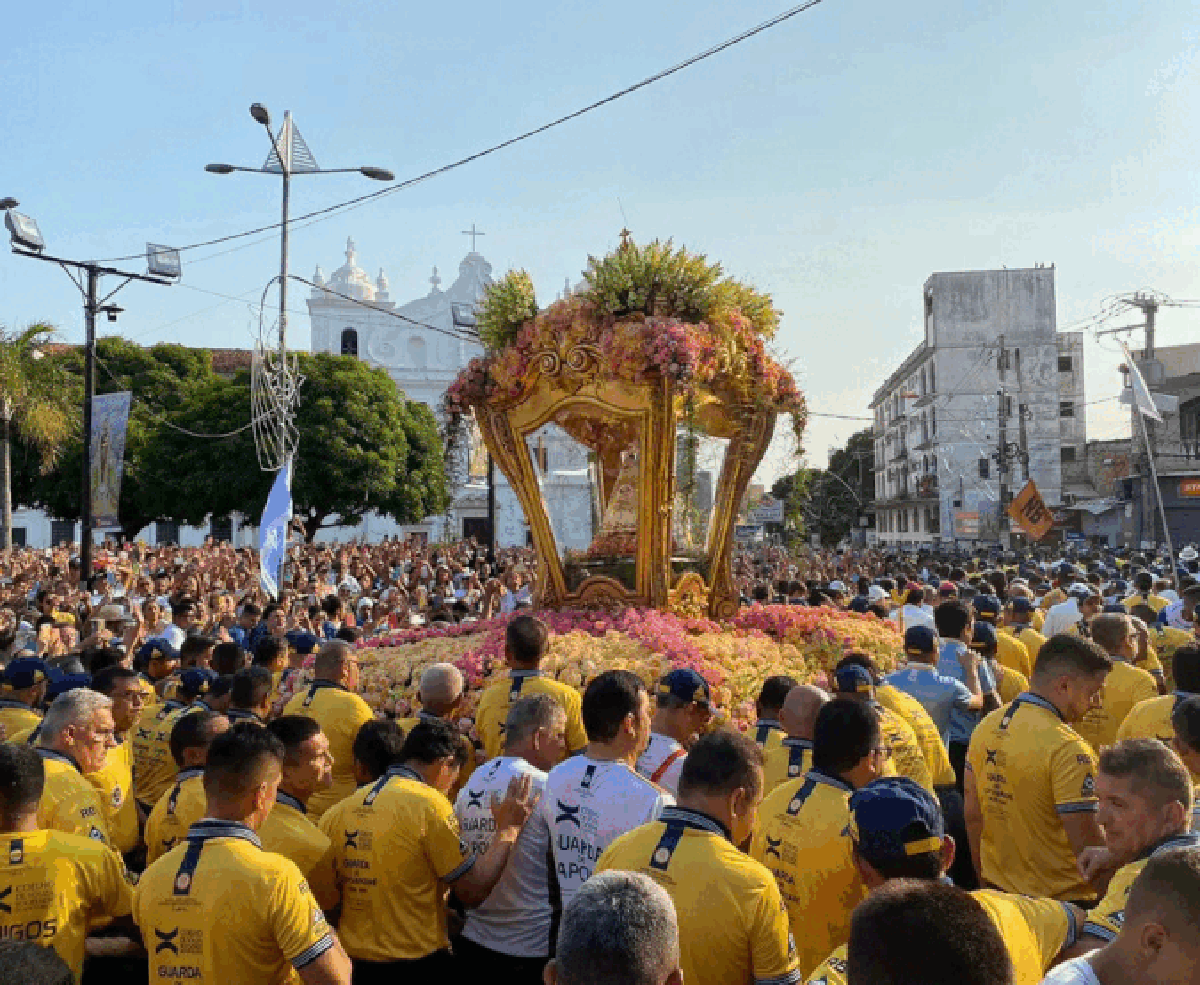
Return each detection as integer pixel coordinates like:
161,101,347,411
1007,480,1054,541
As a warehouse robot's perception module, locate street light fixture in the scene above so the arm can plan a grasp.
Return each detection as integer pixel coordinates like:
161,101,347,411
1,197,179,578
206,103,394,364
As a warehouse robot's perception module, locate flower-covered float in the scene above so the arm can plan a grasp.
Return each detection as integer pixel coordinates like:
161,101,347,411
278,237,903,731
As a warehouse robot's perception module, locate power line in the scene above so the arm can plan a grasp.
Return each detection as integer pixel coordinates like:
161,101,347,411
290,275,480,344
91,0,830,265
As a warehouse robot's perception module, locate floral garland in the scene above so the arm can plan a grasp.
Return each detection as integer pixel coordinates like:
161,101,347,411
352,604,901,731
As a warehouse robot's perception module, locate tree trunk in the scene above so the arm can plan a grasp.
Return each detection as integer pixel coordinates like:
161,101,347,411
1,409,11,554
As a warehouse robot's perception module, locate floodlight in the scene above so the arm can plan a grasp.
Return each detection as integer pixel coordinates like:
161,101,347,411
0,197,17,210
451,303,477,328
359,167,395,181
146,243,182,280
205,163,235,174
5,210,44,252
250,103,271,127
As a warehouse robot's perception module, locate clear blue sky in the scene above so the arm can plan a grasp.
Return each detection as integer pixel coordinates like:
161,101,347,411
3,0,1198,476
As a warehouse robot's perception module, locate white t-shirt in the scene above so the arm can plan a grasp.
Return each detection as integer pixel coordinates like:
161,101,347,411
635,733,687,797
454,756,553,958
540,755,672,907
1039,956,1101,985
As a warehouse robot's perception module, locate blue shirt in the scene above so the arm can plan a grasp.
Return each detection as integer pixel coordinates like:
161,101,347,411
936,641,996,745
885,664,976,747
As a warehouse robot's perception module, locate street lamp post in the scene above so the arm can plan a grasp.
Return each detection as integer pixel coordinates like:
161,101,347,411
2,199,180,584
206,104,394,362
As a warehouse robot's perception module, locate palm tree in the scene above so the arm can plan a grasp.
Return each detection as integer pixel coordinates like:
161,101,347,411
0,324,75,550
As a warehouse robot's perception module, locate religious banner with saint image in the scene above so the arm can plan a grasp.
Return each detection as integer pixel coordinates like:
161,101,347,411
1007,479,1053,541
90,392,132,529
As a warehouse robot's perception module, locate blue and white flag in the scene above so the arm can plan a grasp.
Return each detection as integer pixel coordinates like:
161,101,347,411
259,456,293,600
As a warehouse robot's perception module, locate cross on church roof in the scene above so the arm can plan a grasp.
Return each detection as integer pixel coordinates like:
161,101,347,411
462,223,485,252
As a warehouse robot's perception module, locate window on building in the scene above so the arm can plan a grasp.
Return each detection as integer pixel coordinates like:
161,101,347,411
210,515,233,542
1058,355,1073,372
50,520,75,546
929,364,935,393
340,329,359,357
1059,401,1075,418
1179,396,1200,459
1060,446,1077,464
156,521,181,546
8,527,26,548
979,458,990,479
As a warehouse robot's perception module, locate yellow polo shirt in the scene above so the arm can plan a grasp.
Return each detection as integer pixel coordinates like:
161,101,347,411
877,683,955,789
1083,834,1200,942
259,792,340,913
807,890,1075,985
396,713,477,801
0,698,41,739
1074,660,1158,755
876,704,934,794
993,663,1031,706
87,738,139,854
145,770,207,865
473,671,587,761
967,694,1098,901
598,806,801,985
132,698,189,808
763,738,813,794
36,750,110,846
319,764,474,962
752,719,787,754
134,820,334,985
0,829,132,985
1014,626,1047,664
995,631,1033,679
1123,593,1169,614
283,681,374,819
1115,693,1187,749
750,770,865,977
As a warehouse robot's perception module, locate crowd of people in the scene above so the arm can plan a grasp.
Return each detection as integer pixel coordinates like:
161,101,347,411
1,535,1199,985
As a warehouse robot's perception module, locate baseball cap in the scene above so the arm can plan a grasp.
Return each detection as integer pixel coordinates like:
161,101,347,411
849,777,945,868
971,621,997,648
178,668,217,698
2,657,48,690
904,626,937,656
285,630,320,655
1068,583,1100,601
827,581,846,593
657,668,711,709
833,664,874,695
973,595,1001,617
848,597,871,614
938,582,958,597
138,639,180,665
1010,597,1035,614
867,586,888,603
46,673,92,701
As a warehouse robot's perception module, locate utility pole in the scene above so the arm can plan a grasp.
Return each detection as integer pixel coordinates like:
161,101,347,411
81,269,98,586
996,335,1010,548
1018,402,1030,483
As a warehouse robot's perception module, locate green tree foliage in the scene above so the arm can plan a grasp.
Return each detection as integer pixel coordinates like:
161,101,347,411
783,429,876,547
13,341,449,542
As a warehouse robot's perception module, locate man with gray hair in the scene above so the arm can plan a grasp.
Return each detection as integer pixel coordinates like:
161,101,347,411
545,870,682,985
36,688,117,844
455,694,568,981
399,662,473,799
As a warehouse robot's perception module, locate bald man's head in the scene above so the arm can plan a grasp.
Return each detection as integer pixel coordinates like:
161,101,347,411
780,684,830,741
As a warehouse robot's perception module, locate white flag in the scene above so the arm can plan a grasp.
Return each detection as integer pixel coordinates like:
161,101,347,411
1119,341,1163,423
259,456,293,599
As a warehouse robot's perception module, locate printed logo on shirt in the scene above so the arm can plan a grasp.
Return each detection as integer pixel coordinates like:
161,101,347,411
0,886,11,914
88,827,104,842
344,830,360,849
1082,774,1095,797
466,789,485,809
985,749,999,766
112,785,123,807
155,928,180,954
580,765,597,791
555,801,582,827
764,836,783,858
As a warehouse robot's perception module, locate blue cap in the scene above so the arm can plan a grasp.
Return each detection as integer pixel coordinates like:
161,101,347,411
138,638,180,665
834,664,874,695
3,657,48,690
848,597,871,614
971,621,997,648
849,777,945,867
46,673,92,701
178,668,217,697
657,668,711,708
973,595,1001,617
904,626,936,655
1010,597,1035,614
285,630,319,655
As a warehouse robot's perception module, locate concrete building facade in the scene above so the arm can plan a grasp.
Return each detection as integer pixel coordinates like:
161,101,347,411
870,266,1086,547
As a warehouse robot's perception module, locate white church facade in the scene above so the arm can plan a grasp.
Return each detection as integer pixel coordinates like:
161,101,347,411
305,237,596,551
